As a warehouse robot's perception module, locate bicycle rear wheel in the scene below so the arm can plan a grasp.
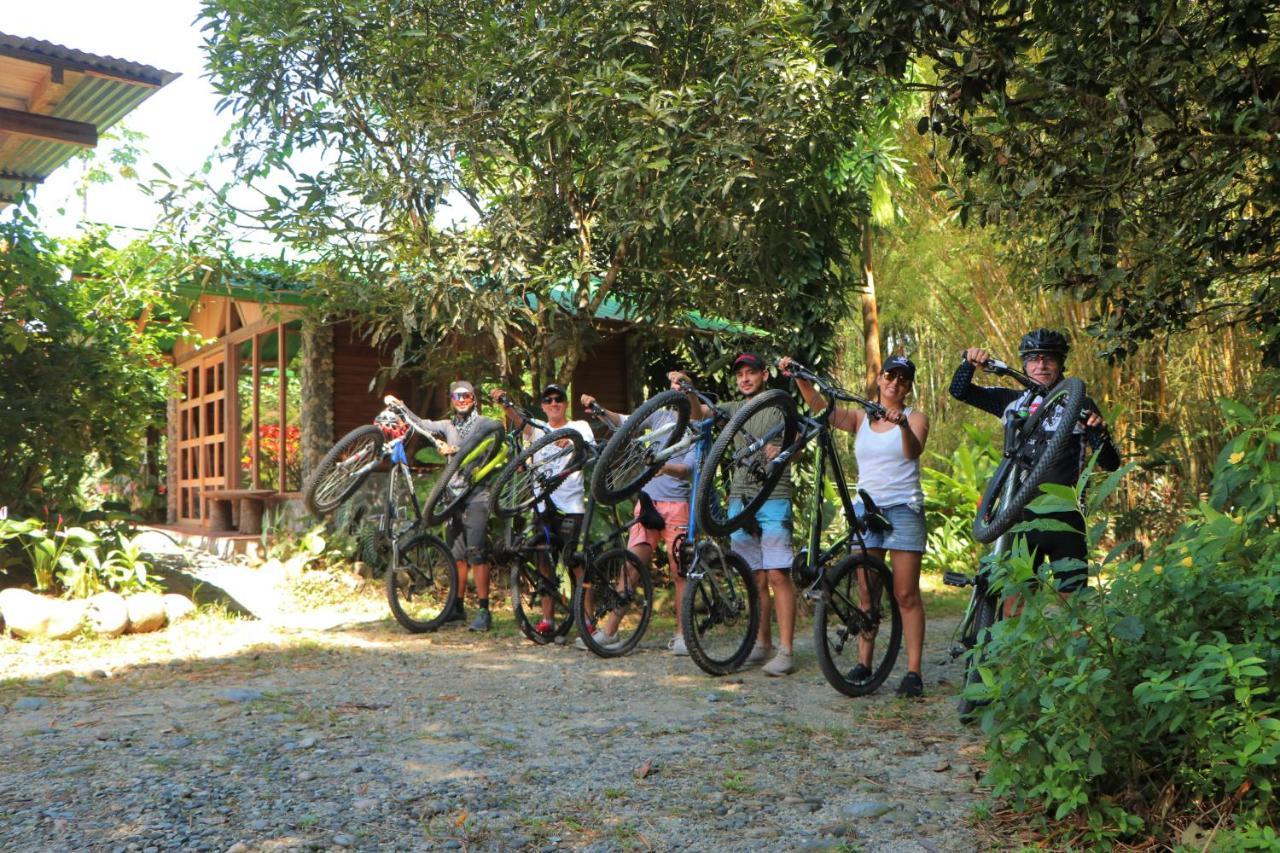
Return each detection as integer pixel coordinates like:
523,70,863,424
972,377,1086,543
510,557,576,644
813,554,902,697
958,592,999,720
489,428,587,519
304,424,383,516
681,547,759,676
572,548,653,657
694,390,796,537
423,420,504,525
386,532,458,633
590,390,690,505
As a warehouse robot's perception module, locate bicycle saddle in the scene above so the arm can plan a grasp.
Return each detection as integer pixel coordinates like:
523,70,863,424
857,489,894,534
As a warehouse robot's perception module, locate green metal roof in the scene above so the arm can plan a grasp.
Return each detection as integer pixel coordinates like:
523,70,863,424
0,32,178,204
540,280,765,337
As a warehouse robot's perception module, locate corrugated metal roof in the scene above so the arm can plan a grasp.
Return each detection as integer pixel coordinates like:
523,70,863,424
0,32,178,203
0,31,178,88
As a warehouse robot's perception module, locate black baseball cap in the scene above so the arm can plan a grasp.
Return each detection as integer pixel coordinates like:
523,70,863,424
541,384,568,400
882,355,916,380
732,353,768,371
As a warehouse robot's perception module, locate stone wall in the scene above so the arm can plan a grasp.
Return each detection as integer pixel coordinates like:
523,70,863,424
299,320,335,482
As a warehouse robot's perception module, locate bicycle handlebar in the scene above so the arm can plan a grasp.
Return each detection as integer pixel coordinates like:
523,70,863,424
959,352,1046,395
380,396,454,455
780,359,886,419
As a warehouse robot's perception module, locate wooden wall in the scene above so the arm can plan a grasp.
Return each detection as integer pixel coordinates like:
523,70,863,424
571,333,631,420
331,321,421,437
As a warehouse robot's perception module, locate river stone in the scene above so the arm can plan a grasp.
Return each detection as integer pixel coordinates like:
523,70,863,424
86,592,129,637
125,593,168,634
162,594,197,624
841,800,894,820
0,589,86,639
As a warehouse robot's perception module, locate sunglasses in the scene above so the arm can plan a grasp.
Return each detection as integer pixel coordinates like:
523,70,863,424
451,391,474,401
882,371,912,385
542,395,566,404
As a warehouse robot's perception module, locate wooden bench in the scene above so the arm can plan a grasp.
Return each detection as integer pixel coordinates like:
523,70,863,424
204,489,277,534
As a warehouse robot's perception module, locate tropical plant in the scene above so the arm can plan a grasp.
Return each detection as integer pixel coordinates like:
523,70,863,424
920,426,998,573
0,512,159,597
967,401,1279,846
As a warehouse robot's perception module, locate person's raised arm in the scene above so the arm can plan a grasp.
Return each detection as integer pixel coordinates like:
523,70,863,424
777,356,859,433
667,370,710,419
579,393,622,428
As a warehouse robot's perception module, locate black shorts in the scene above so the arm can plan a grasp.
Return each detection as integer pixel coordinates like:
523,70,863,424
1023,510,1089,593
530,506,584,566
447,490,491,563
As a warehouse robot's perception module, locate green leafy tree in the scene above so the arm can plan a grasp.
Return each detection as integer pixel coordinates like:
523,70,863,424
811,0,1280,364
193,0,886,385
0,205,183,515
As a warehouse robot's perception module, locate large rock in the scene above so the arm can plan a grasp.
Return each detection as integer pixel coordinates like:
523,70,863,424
85,592,129,637
162,593,196,624
124,593,168,634
0,589,86,640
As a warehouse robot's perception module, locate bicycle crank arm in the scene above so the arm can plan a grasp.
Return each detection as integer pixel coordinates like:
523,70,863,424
943,571,974,588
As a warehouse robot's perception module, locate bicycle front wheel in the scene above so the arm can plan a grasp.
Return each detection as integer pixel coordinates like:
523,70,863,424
304,424,383,516
958,592,999,720
489,428,587,519
694,389,797,537
813,554,901,697
386,532,458,633
423,420,504,525
590,390,691,505
510,557,576,644
573,548,653,657
681,547,759,676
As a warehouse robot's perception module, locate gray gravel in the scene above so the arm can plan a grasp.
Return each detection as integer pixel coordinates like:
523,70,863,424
1,609,985,851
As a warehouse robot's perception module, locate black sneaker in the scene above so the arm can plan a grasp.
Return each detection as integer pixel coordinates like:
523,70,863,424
847,663,873,684
467,609,492,632
444,601,466,624
896,671,924,698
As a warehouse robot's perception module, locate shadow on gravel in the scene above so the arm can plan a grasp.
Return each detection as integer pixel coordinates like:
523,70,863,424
147,556,258,617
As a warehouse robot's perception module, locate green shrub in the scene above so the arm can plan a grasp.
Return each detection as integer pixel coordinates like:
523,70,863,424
0,511,159,597
922,425,998,573
970,401,1279,846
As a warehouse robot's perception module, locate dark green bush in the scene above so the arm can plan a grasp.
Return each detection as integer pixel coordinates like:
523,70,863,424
971,401,1279,847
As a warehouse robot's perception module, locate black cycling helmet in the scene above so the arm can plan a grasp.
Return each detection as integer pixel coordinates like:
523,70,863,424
1018,328,1070,360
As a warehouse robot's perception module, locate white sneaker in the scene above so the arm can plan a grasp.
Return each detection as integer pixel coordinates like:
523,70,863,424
575,629,619,650
744,643,770,665
668,635,688,656
763,649,794,677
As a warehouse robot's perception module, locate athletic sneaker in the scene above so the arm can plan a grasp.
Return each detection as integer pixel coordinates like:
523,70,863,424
896,671,924,698
467,609,491,632
574,628,620,650
847,663,872,684
668,635,688,656
534,619,556,637
744,643,771,665
762,649,794,677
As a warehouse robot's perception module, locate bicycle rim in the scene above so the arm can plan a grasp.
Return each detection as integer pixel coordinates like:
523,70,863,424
681,548,759,676
492,429,585,518
695,390,795,537
575,548,653,657
813,555,902,697
590,390,690,505
386,534,457,633
305,424,383,516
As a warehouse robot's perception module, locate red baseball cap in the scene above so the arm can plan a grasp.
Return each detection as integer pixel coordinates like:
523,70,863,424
733,353,767,371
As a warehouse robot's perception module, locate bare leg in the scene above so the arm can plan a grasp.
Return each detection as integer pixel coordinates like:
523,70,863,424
754,571,773,650
767,568,796,652
455,561,469,606
473,562,490,601
892,550,925,674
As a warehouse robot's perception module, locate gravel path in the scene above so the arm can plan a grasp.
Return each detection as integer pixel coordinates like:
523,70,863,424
1,570,986,852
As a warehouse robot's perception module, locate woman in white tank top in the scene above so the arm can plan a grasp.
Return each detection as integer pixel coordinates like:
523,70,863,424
780,354,931,698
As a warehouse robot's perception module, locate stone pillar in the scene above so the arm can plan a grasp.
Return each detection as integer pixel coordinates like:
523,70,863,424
300,320,335,481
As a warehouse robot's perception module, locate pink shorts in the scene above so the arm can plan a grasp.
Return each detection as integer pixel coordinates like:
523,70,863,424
627,498,689,555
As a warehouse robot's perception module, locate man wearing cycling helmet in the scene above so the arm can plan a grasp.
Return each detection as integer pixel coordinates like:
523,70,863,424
951,329,1120,595
419,380,501,631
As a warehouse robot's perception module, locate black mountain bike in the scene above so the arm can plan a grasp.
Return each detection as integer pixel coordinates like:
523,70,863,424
588,379,760,673
943,355,1086,717
696,362,905,696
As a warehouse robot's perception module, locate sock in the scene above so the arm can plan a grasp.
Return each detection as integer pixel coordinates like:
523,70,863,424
478,598,489,611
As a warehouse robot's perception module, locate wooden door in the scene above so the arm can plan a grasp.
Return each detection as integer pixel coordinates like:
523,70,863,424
176,349,230,524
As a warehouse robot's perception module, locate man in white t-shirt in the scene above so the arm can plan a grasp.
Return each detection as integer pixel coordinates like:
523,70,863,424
491,383,595,636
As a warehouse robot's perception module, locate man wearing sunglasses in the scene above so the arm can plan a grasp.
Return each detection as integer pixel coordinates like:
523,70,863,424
418,380,500,631
492,383,596,637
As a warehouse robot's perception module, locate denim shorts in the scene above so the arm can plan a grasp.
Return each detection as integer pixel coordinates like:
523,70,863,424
728,497,795,571
858,502,927,554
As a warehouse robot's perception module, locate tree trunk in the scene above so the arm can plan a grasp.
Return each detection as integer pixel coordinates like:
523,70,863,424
859,217,883,397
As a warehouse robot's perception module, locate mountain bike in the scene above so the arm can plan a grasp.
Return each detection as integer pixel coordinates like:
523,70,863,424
695,362,905,695
943,354,1087,716
590,379,759,675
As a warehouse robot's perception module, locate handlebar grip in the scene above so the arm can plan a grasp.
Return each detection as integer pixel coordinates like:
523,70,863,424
384,394,403,407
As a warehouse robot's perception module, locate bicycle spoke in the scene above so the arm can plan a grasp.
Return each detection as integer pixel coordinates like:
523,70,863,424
814,557,902,697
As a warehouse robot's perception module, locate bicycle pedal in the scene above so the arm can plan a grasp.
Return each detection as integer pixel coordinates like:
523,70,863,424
943,571,974,588
803,589,823,603
947,642,968,659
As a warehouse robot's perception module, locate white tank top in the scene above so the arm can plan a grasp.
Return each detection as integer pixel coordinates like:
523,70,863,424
854,408,923,509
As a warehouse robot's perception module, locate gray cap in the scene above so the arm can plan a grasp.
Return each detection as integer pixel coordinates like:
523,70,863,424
449,380,476,397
